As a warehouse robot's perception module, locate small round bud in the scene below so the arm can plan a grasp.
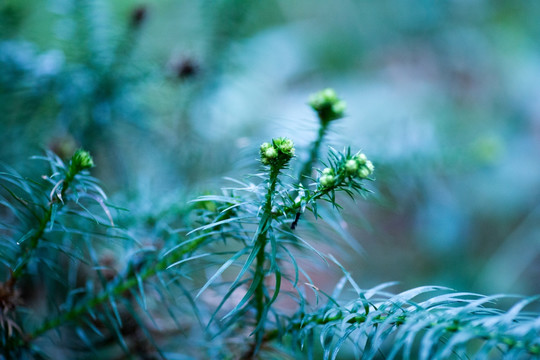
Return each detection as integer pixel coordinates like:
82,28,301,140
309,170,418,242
277,138,295,156
322,167,334,175
331,100,346,117
365,160,374,173
265,147,278,159
355,153,367,165
320,174,335,187
260,142,272,152
358,167,370,179
322,88,336,99
345,159,358,174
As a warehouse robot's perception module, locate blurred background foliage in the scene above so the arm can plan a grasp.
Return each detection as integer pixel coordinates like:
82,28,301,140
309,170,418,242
2,0,540,303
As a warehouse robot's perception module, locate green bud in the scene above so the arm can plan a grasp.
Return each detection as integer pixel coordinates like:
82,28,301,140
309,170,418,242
260,137,295,168
358,167,370,179
309,89,331,109
308,88,346,123
65,148,94,183
265,147,278,159
331,100,347,116
274,137,295,157
320,174,335,187
281,140,294,155
322,167,334,175
322,88,337,100
71,149,94,171
365,160,374,173
345,159,358,174
260,142,272,152
355,153,367,165
260,142,272,164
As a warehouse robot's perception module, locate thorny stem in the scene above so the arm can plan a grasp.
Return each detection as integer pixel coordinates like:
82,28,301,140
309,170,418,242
252,167,280,350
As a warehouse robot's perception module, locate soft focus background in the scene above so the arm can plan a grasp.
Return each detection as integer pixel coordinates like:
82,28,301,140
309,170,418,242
2,0,540,299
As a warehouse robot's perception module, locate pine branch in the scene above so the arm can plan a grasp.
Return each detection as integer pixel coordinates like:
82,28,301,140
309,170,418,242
10,149,94,283
28,233,208,341
278,285,540,359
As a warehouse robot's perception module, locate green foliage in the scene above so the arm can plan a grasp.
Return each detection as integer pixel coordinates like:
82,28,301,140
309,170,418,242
0,149,116,356
3,2,540,358
1,91,539,359
308,88,347,125
285,280,540,359
3,1,540,304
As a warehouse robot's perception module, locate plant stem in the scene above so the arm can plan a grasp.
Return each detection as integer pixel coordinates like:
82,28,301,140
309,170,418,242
11,207,51,281
11,165,81,282
298,123,328,186
291,123,328,230
253,167,279,348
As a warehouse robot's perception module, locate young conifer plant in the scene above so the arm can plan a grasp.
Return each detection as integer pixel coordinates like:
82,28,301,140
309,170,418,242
1,89,539,359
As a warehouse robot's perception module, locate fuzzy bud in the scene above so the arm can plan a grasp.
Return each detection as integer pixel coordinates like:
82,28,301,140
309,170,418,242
260,142,272,164
260,142,272,152
319,174,335,187
276,138,295,156
332,100,347,116
358,167,370,179
355,153,367,165
345,159,358,174
322,167,334,175
65,148,94,182
260,138,295,168
308,88,346,124
71,149,94,171
265,147,278,159
365,160,374,173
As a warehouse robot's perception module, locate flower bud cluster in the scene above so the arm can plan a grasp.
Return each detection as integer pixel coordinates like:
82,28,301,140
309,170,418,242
352,153,374,179
260,137,295,168
319,167,335,188
318,152,374,188
308,88,347,124
67,149,94,179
